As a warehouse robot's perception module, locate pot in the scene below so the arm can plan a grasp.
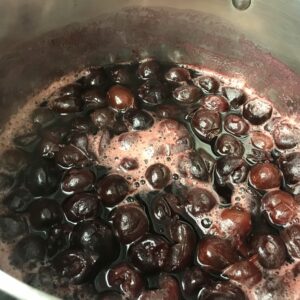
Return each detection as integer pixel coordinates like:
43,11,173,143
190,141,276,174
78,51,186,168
0,0,300,299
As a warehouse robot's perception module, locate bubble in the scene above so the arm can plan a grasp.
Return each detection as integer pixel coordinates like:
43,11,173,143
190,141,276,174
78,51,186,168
232,0,251,10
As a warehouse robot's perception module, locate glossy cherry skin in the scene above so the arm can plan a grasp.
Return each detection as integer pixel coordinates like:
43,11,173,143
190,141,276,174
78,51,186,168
107,85,135,111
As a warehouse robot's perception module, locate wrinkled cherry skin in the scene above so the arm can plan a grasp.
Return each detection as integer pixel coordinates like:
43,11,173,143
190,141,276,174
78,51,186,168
97,175,129,206
280,152,300,184
222,87,246,108
253,234,287,269
137,60,161,80
197,237,238,272
224,114,249,137
138,80,166,106
214,133,244,157
165,67,191,83
249,162,281,190
111,205,149,244
201,95,229,112
165,220,197,272
273,121,298,149
182,266,207,297
199,282,246,300
145,163,171,189
281,224,300,259
107,263,144,299
223,260,262,287
129,235,170,273
243,99,273,125
107,85,135,111
61,168,94,193
173,85,202,105
55,145,89,169
139,275,180,300
193,76,219,93
251,131,274,151
261,190,296,226
47,224,72,257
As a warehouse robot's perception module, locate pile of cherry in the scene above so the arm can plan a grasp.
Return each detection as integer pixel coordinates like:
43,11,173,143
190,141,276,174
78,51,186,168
0,59,300,300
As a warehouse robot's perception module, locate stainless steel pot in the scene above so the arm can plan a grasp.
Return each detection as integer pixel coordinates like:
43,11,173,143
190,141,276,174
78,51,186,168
0,0,300,299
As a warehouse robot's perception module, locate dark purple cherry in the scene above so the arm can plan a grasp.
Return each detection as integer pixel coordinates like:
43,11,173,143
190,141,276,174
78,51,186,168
191,109,221,142
14,132,40,151
272,121,298,149
70,117,95,133
201,95,229,112
120,157,139,170
249,163,281,190
182,266,207,296
186,188,216,215
107,263,144,298
137,60,160,80
145,163,170,189
25,160,60,196
281,224,300,259
243,99,273,125
254,234,286,269
83,67,107,87
222,87,246,108
97,175,129,206
0,215,27,241
111,204,149,244
261,190,296,226
58,83,82,97
68,132,89,154
129,235,170,272
28,199,63,230
223,260,262,287
280,152,300,184
197,237,238,271
56,145,89,169
38,130,61,158
52,249,94,284
4,188,32,213
61,168,94,193
47,224,72,257
173,85,202,105
51,95,82,114
214,133,244,157
193,76,219,93
251,131,274,151
107,85,135,111
1,148,27,173
111,66,132,85
10,235,46,267
90,108,116,129
82,87,107,110
63,193,99,222
165,67,191,83
123,108,154,130
138,80,166,106
224,114,249,137
197,149,216,175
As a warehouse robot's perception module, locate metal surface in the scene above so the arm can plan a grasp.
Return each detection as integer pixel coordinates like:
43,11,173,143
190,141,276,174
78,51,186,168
0,0,300,299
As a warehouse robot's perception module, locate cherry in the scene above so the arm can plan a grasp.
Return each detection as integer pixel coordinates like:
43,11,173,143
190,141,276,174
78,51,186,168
220,207,252,239
191,109,222,142
214,133,244,157
58,83,82,97
251,131,274,151
165,67,191,83
249,163,281,190
197,237,238,271
71,219,119,261
137,60,160,80
90,108,116,129
254,234,286,269
83,67,107,87
215,156,249,186
0,215,27,241
52,250,94,284
107,85,135,111
61,168,94,193
129,235,170,272
222,87,246,108
138,80,166,106
273,121,298,149
123,108,154,130
182,266,207,296
10,235,46,267
51,95,82,114
155,104,183,119
31,108,55,128
139,275,180,300
280,152,300,184
62,193,99,222
197,149,216,175
201,95,229,112
97,175,129,206
172,84,202,105
120,157,139,170
28,199,63,230
55,145,89,169
186,188,216,216
223,260,262,287
281,224,300,259
193,76,219,93
150,193,173,222
71,117,95,133
82,87,107,110
166,220,197,272
111,204,149,244
145,163,171,189
1,148,27,173
107,263,144,298
261,190,296,226
14,132,40,151
25,160,60,196
224,114,249,137
4,188,32,213
199,282,246,300
243,99,273,125
111,66,132,85
38,129,62,158
47,224,72,257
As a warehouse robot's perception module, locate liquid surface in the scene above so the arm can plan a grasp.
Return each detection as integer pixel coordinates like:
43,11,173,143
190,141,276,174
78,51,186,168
0,59,300,300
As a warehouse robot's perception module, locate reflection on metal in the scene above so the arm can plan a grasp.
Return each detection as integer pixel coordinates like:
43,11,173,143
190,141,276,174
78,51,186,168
232,0,251,10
